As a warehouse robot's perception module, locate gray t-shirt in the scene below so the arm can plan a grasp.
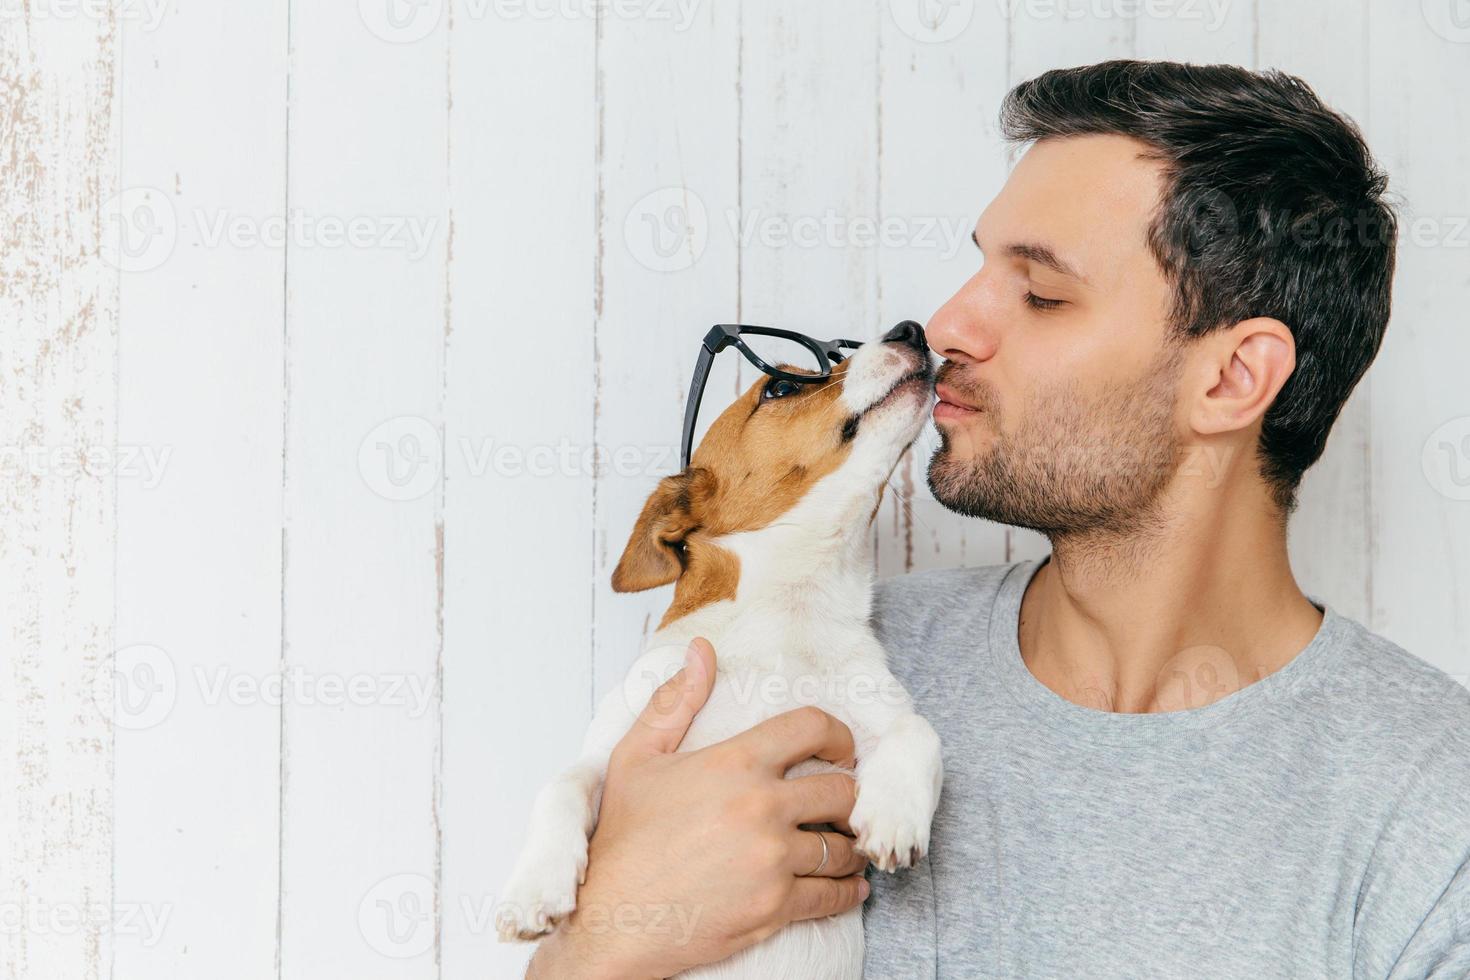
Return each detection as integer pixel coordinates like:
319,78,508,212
862,560,1470,979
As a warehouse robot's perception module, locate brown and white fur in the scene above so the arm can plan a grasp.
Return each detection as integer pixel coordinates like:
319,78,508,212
496,326,944,979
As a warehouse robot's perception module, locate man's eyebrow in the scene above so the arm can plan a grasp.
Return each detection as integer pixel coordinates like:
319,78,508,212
970,231,1088,285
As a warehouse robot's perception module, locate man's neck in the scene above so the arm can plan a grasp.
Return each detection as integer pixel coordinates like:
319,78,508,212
1017,480,1324,714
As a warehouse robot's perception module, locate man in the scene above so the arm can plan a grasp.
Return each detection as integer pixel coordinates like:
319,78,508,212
530,61,1470,978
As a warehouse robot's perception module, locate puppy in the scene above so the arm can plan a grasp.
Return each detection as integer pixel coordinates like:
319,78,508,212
497,323,943,978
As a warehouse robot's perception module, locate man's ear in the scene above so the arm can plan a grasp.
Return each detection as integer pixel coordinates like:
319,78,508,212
1191,317,1296,436
611,468,716,593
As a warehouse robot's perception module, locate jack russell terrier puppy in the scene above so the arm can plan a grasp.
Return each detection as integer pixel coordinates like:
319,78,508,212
497,322,944,978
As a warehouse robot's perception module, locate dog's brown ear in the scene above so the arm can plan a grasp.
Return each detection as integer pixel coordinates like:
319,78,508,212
611,468,715,593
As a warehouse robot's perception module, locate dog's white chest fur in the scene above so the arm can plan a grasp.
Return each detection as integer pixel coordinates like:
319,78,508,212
497,592,943,978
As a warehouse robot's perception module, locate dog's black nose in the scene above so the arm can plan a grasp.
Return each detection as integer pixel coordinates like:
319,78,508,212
882,320,928,353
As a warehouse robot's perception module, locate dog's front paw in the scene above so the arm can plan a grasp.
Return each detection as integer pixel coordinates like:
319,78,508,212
494,833,588,942
849,786,932,873
849,717,942,873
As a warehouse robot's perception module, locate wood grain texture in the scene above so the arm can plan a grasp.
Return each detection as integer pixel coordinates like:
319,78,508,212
0,7,118,980
110,3,287,978
441,4,597,976
738,0,881,332
589,0,740,702
4,5,1469,977
1131,0,1255,63
1363,3,1470,674
1007,0,1134,85
278,3,448,976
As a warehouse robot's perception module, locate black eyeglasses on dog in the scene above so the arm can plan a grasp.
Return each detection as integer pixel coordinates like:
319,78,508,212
679,325,863,469
682,323,923,469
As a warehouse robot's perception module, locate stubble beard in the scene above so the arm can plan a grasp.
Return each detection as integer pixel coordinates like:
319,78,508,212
925,348,1185,544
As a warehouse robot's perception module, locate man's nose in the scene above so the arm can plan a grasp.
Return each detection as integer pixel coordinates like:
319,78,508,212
925,278,999,365
882,320,928,353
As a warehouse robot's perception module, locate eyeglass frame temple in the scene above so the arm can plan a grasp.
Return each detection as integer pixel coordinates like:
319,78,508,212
679,339,721,470
679,326,867,469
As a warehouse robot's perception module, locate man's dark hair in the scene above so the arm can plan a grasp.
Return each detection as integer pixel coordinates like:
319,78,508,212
1000,60,1396,513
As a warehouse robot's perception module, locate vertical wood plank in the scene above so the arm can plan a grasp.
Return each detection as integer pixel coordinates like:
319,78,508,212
589,2,740,697
876,0,1015,576
0,8,118,980
1364,4,1470,672
737,0,909,571
1006,0,1134,84
738,0,881,332
1131,0,1254,62
1255,0,1376,625
440,5,597,977
111,3,288,979
279,3,447,976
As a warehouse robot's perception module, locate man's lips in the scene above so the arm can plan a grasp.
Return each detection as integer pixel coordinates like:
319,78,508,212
933,382,982,421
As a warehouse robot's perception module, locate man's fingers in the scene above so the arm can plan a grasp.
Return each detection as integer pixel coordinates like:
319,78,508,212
618,638,717,758
785,874,870,922
731,706,856,773
789,829,866,878
781,773,857,826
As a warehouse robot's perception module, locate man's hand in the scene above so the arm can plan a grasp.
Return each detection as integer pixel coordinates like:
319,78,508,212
528,638,869,980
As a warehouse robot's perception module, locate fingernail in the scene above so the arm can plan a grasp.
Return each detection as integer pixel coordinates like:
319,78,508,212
858,879,871,900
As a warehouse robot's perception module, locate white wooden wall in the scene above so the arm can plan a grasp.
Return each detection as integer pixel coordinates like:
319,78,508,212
2,1,1467,977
